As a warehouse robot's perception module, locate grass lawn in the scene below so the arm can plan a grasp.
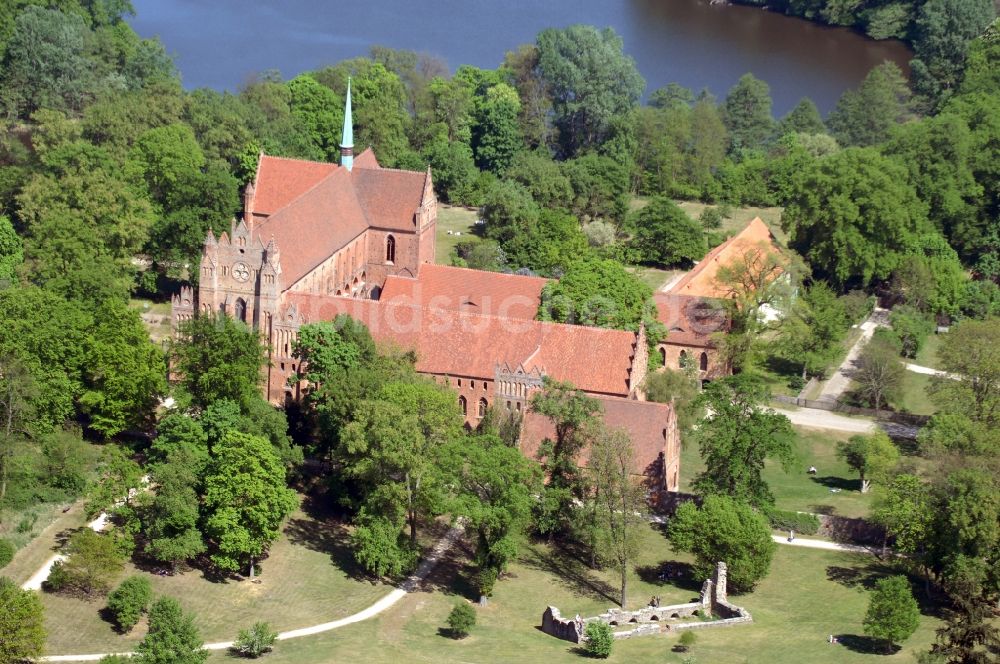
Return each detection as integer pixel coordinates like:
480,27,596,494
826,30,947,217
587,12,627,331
208,533,942,664
895,371,937,417
435,205,480,263
627,264,681,292
2,500,90,586
39,499,390,656
914,333,944,370
679,427,874,519
129,298,173,345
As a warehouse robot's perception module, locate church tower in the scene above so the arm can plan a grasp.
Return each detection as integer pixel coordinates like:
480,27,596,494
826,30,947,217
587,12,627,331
340,78,353,171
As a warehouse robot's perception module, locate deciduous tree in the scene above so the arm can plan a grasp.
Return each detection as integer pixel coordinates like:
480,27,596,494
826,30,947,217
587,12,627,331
668,494,776,592
456,434,540,599
589,426,644,608
536,25,644,156
202,431,296,579
929,319,1000,425
0,576,45,663
133,596,208,664
863,575,920,652
693,375,795,509
837,432,900,493
853,331,905,411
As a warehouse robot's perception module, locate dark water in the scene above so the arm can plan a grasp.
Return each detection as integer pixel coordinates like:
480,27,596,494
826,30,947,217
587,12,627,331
129,0,912,115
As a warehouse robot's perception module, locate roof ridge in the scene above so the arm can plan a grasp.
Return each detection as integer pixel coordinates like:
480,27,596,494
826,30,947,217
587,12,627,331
292,292,635,338
358,164,427,176
424,264,551,283
260,153,339,168
668,217,764,293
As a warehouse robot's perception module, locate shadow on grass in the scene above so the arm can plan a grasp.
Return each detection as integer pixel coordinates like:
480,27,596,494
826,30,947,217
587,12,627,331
809,504,836,515
826,562,894,591
810,475,858,492
282,515,369,583
416,530,479,600
635,561,701,593
521,545,618,605
836,634,897,655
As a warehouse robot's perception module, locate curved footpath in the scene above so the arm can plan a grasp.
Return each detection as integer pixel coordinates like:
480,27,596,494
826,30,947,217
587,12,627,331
770,534,877,555
39,523,465,663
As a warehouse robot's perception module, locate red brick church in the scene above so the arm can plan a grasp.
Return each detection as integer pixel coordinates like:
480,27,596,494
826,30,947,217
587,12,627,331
172,82,682,491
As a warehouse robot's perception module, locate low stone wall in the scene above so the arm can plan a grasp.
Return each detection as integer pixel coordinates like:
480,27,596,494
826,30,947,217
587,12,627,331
541,606,584,643
540,562,752,643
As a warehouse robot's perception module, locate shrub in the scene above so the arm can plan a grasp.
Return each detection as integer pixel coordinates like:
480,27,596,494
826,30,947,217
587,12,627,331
890,305,934,358
232,621,278,658
17,512,38,533
42,529,124,596
0,538,14,569
584,622,614,658
446,602,476,639
767,509,820,535
106,576,152,632
677,629,698,651
840,290,875,324
699,206,723,229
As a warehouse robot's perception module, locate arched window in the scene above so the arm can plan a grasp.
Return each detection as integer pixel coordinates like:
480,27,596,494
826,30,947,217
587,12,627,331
458,396,467,416
700,352,709,371
678,350,687,368
234,298,247,322
658,347,666,367
386,235,396,263
477,398,488,418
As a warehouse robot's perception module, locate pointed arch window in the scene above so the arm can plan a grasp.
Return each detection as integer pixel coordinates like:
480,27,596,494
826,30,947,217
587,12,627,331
700,352,709,371
477,398,488,418
678,350,687,369
658,347,666,367
234,298,247,323
386,235,396,263
458,395,467,416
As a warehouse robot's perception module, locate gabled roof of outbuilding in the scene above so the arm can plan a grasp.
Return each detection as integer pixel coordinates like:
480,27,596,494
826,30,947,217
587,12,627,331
667,217,780,299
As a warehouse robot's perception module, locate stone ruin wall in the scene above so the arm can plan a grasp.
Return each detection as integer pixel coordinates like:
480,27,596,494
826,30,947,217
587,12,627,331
540,561,751,644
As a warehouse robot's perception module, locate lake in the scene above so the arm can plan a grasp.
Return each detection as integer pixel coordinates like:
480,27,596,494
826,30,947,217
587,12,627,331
129,0,912,115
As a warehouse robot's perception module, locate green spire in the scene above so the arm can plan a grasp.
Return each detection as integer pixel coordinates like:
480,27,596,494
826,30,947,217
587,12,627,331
341,77,353,171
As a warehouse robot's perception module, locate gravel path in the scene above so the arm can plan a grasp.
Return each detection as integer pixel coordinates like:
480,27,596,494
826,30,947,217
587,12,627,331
771,406,876,433
816,308,889,404
772,534,876,555
39,522,466,663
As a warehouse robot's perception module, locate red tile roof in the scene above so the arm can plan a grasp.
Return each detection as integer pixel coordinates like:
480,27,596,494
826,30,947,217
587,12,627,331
248,152,431,286
353,167,427,232
353,148,380,170
668,217,780,299
252,155,338,216
520,397,673,477
254,169,368,288
653,293,727,347
380,264,549,320
281,294,639,397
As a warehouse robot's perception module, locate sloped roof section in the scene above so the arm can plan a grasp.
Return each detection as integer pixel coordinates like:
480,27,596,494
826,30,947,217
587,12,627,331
653,294,727,347
353,147,380,170
353,168,426,231
668,217,779,299
252,155,339,216
380,264,549,321
280,294,638,396
254,169,368,288
520,397,673,478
